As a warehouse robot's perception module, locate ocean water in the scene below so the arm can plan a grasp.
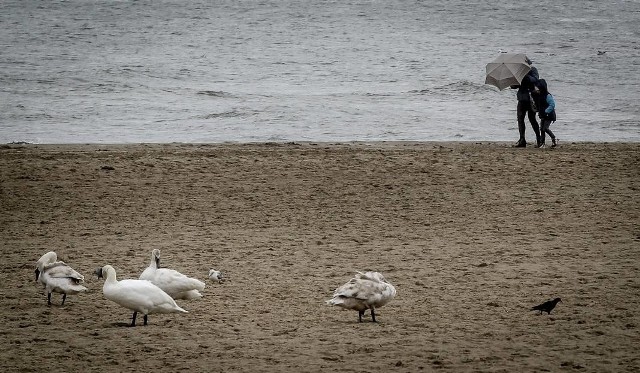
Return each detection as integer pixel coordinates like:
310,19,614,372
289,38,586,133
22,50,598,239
1,0,639,144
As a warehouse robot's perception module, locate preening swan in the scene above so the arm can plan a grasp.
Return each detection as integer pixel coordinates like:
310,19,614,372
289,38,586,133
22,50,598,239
35,251,87,306
208,268,225,283
326,271,396,322
96,265,187,327
139,249,206,300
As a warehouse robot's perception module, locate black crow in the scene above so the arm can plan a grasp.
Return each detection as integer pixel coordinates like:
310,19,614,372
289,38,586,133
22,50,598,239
531,297,562,314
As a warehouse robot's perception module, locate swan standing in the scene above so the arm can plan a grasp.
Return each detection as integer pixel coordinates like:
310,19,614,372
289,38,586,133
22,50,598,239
96,265,187,326
35,251,87,306
326,271,397,322
140,249,205,300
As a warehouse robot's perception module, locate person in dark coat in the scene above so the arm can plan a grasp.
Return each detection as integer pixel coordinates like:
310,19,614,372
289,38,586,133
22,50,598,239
532,79,557,148
511,58,541,147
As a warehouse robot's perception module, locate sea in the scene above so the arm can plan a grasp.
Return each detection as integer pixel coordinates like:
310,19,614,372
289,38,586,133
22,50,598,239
1,0,639,144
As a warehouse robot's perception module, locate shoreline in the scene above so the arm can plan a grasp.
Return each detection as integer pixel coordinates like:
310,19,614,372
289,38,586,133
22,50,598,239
2,140,640,154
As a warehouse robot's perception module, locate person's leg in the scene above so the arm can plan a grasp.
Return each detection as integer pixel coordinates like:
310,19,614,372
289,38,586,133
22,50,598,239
516,101,527,146
547,124,556,146
527,107,541,147
540,120,548,146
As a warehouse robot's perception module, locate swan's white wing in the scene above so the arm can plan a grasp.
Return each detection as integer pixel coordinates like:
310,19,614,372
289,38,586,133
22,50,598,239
43,262,84,282
366,281,396,307
42,273,88,295
104,279,186,314
328,273,396,309
151,268,205,296
332,278,386,300
354,271,387,283
327,278,369,311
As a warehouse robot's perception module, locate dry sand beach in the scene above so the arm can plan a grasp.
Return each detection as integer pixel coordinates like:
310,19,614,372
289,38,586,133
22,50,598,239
1,142,639,372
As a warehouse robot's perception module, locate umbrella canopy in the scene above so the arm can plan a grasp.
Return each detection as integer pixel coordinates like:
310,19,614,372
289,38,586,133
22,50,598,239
485,53,531,90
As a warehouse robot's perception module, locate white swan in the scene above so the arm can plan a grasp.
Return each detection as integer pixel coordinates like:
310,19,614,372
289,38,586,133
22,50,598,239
139,249,205,300
35,251,87,306
208,268,225,283
326,271,397,322
96,265,187,326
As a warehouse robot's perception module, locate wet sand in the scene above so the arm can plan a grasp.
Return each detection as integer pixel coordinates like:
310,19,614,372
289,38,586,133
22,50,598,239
1,142,639,372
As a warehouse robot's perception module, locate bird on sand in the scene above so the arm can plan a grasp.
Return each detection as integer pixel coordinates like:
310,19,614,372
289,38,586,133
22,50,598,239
96,265,187,327
139,249,205,300
208,269,225,283
35,251,87,306
326,271,396,323
531,297,562,315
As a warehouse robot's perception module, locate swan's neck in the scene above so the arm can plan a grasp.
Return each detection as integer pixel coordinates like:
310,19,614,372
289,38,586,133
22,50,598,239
104,269,118,285
150,255,159,269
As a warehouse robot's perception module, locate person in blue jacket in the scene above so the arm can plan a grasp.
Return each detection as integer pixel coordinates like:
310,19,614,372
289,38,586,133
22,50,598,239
532,79,557,148
510,58,541,148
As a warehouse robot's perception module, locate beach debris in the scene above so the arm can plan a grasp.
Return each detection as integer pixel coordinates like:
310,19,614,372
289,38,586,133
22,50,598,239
139,249,205,300
35,251,87,306
208,269,225,283
96,265,187,327
531,297,562,315
326,271,396,323
597,50,606,55
100,165,115,171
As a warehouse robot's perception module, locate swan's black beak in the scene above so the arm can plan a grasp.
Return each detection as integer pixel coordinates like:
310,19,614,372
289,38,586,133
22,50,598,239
94,267,103,279
35,268,40,281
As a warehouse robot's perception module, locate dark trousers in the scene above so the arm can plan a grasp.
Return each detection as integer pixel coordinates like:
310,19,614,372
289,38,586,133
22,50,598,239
540,119,555,145
517,100,541,145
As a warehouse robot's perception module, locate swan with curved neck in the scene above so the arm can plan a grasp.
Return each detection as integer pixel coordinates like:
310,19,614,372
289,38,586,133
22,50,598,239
35,251,87,306
139,249,205,300
96,264,187,326
327,271,396,323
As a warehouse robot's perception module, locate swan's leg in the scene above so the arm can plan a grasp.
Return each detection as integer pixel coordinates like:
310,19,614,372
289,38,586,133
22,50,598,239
358,310,364,323
371,307,377,323
61,294,67,306
47,292,52,306
143,315,148,326
130,311,138,327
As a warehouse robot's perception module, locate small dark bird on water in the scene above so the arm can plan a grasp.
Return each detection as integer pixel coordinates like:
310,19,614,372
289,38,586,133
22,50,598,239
531,297,562,314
